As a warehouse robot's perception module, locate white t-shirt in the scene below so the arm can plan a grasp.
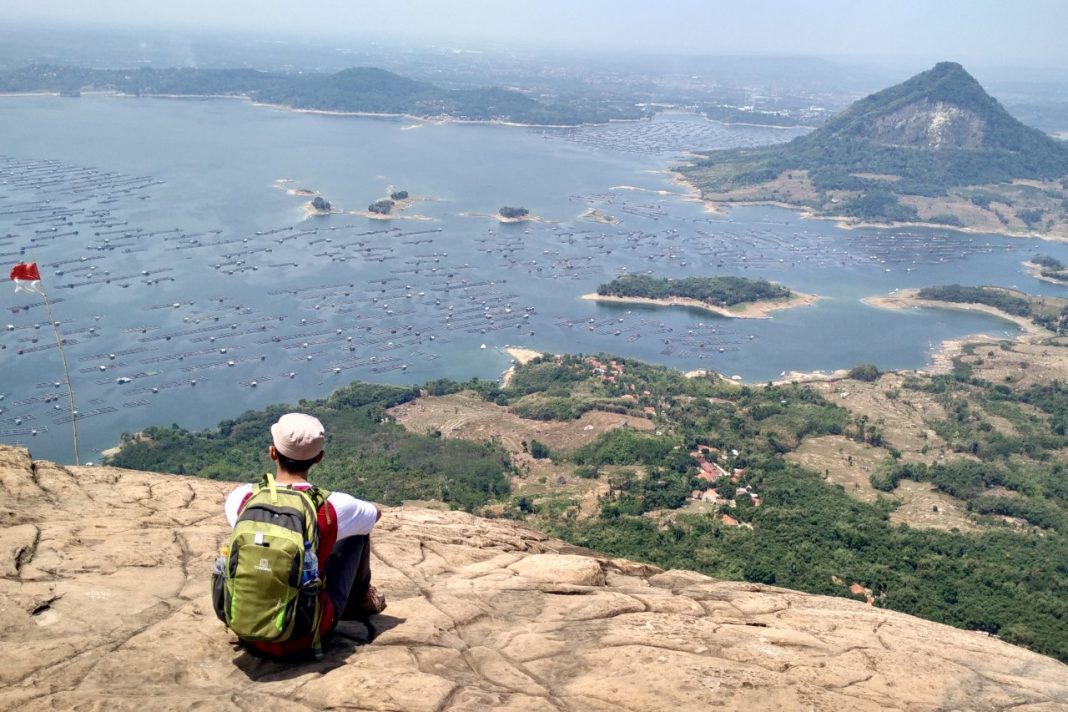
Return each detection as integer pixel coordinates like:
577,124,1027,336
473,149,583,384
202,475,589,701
224,482,378,540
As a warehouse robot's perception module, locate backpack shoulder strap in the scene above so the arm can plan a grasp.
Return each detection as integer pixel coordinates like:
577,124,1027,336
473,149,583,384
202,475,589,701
233,475,273,518
260,472,279,502
307,486,332,527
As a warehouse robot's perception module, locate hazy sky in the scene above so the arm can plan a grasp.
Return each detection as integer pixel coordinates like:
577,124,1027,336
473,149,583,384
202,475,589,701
4,0,1068,67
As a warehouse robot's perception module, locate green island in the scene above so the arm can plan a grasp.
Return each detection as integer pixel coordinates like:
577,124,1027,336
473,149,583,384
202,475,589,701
677,62,1068,236
360,190,417,217
597,274,791,306
586,274,811,318
0,64,645,126
111,288,1068,661
498,206,530,219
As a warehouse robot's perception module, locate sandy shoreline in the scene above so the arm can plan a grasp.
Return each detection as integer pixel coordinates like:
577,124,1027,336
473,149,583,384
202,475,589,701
302,203,342,218
609,182,720,213
832,217,1068,242
581,291,821,319
771,368,852,385
350,196,436,221
579,208,619,224
667,172,726,214
500,346,547,387
464,212,542,224
505,347,544,365
251,100,590,129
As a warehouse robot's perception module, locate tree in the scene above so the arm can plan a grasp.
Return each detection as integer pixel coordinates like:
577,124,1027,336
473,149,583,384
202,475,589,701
368,199,394,214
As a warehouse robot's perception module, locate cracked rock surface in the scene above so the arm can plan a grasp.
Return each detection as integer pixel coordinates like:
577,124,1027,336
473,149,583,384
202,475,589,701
1,445,1066,711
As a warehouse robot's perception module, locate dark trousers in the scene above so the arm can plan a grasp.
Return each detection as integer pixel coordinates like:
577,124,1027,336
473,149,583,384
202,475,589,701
323,534,372,627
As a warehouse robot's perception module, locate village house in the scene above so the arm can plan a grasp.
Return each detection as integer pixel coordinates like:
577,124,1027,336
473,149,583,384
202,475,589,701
691,445,733,485
701,489,726,505
587,356,628,386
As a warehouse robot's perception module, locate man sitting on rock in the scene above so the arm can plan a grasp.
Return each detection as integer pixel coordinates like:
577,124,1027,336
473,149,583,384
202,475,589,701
223,412,386,657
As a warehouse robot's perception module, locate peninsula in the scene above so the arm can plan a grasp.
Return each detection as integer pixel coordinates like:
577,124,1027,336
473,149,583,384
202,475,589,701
584,274,818,318
1025,255,1068,284
677,62,1068,237
864,285,1068,337
0,64,645,126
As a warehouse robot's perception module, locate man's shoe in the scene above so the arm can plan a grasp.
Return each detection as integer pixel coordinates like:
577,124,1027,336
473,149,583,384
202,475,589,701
342,585,387,620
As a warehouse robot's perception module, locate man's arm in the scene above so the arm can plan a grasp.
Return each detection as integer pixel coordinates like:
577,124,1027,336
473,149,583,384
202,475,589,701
330,492,380,538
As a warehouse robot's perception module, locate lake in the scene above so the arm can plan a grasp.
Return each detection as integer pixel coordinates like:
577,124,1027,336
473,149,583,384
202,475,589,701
2,95,1065,463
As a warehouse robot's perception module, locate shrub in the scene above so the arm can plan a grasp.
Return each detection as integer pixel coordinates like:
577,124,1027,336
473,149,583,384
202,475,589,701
848,364,881,382
529,439,551,459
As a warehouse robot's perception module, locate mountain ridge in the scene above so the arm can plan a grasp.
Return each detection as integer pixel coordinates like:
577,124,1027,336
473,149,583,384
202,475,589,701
0,63,637,125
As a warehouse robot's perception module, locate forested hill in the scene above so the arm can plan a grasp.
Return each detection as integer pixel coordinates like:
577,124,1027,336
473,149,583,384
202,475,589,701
0,64,642,125
109,348,1068,662
679,62,1068,232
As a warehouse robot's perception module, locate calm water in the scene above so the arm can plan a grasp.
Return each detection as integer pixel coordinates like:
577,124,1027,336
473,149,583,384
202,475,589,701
2,95,1065,463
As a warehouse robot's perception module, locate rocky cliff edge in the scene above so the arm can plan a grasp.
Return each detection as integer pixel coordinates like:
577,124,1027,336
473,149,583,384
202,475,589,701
1,445,1065,711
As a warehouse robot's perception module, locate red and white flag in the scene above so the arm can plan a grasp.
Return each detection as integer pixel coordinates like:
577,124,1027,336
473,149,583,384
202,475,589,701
9,262,45,295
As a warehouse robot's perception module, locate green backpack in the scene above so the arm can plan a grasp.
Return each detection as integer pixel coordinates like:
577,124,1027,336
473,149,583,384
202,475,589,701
212,473,332,658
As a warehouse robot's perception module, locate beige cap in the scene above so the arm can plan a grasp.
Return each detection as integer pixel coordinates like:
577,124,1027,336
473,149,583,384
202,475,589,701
270,412,325,460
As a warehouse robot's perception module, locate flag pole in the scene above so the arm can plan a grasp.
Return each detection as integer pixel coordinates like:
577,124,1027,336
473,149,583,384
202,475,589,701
12,260,80,466
40,283,80,465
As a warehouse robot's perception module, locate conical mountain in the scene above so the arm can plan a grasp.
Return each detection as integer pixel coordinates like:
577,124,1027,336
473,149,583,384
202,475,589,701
788,62,1068,179
680,62,1068,233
